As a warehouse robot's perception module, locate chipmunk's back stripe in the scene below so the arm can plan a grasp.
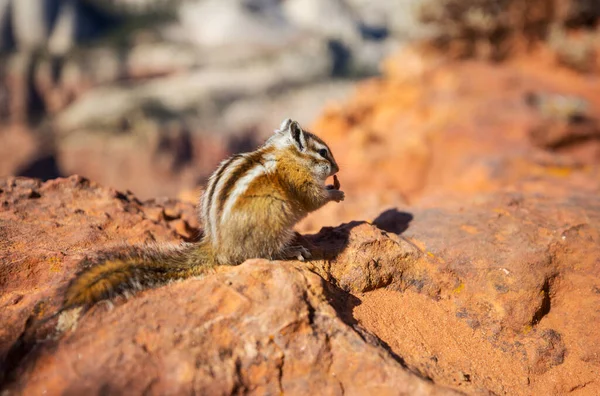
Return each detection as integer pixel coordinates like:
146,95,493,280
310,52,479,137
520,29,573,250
208,155,247,240
220,163,266,223
216,149,269,217
202,154,242,237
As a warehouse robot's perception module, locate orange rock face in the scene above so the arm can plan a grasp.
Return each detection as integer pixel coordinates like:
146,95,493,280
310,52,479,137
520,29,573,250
0,176,454,395
2,49,600,395
1,179,599,393
301,48,600,232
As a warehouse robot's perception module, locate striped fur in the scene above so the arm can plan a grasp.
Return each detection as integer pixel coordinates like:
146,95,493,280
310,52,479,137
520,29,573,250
62,118,343,310
199,119,340,258
62,241,216,310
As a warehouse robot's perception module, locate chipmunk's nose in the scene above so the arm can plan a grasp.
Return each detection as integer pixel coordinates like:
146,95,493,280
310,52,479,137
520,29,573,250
330,162,339,175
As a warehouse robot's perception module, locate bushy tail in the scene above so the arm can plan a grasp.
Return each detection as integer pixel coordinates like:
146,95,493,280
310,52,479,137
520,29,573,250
63,241,215,310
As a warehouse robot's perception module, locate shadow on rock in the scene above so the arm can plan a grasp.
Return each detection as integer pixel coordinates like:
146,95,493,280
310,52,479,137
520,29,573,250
302,209,414,261
372,208,414,235
0,300,62,389
299,209,419,371
303,220,367,261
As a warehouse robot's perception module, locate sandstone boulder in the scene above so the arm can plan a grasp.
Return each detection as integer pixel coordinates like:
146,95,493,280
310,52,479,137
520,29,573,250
0,175,454,395
1,174,598,394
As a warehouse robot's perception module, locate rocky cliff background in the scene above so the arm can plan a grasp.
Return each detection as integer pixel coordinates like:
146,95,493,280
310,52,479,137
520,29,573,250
2,0,600,395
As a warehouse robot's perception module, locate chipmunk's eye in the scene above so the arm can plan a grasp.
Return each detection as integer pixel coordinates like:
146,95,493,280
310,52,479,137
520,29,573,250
318,149,328,158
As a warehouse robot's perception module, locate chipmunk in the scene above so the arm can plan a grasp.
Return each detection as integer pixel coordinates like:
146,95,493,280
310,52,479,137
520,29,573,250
62,118,344,310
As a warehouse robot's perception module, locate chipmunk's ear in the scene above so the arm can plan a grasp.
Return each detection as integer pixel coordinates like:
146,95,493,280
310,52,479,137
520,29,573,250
277,118,293,133
288,120,306,151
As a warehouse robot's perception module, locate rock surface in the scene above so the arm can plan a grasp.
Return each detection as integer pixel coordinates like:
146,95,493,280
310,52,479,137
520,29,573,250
1,169,599,394
302,47,600,232
0,176,454,395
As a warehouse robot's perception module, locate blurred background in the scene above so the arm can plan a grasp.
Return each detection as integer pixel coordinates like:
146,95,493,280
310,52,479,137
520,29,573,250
1,0,599,229
0,0,428,198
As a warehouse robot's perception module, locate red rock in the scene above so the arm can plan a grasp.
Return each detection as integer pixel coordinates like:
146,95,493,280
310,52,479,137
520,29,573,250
1,175,598,395
0,176,454,395
303,49,600,233
305,190,600,394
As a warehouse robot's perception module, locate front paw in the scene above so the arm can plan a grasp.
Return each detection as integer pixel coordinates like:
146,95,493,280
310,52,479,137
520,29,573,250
328,189,345,202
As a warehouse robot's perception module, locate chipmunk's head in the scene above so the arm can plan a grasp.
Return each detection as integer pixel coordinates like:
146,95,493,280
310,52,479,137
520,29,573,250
267,118,339,182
